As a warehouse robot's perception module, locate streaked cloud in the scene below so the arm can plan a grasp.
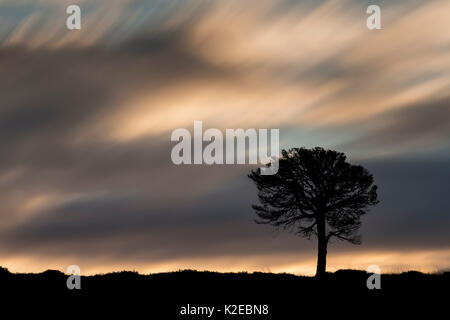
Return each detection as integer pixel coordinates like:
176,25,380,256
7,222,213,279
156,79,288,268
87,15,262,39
0,0,449,273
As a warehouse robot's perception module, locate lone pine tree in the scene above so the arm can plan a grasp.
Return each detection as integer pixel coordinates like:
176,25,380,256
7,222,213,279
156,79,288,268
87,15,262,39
249,147,379,277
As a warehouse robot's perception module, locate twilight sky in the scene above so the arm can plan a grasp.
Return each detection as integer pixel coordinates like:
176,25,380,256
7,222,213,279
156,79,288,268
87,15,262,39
0,0,449,275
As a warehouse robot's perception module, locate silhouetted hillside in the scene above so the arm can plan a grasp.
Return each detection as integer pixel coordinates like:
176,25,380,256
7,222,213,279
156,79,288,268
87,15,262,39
1,267,447,317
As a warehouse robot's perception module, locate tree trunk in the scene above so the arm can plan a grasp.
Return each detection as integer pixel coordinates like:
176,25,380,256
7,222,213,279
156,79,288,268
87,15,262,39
315,215,327,277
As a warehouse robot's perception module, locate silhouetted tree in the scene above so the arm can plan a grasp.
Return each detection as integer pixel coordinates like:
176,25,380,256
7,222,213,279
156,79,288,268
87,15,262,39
249,147,379,277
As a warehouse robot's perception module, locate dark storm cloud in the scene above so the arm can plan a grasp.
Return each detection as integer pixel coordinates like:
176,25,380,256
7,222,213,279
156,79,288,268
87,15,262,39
0,28,225,151
0,24,239,230
360,154,450,249
339,96,450,152
0,26,233,187
0,168,304,260
2,149,449,262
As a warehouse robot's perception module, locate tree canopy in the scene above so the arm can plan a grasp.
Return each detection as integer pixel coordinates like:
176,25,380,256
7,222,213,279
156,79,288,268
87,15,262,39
249,147,379,276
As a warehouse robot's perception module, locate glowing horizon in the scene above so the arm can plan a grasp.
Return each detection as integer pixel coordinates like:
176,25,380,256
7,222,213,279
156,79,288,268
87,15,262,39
3,247,449,276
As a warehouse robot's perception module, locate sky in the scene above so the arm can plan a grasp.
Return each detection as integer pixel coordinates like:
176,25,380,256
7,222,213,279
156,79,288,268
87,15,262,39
0,0,449,275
